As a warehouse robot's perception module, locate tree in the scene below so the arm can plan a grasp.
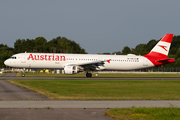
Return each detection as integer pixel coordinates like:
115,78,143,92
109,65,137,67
134,44,147,55
0,44,13,68
146,39,158,52
122,46,131,55
13,36,86,54
112,51,121,55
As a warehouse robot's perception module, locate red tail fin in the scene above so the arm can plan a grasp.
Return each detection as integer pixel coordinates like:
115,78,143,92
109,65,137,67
143,34,175,66
144,34,173,58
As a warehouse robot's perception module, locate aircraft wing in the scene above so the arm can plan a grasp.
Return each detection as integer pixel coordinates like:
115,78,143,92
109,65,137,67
68,60,106,71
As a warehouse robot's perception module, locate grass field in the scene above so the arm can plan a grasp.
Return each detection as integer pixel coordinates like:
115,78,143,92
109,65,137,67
105,107,180,120
16,72,180,77
7,79,180,100
17,73,88,77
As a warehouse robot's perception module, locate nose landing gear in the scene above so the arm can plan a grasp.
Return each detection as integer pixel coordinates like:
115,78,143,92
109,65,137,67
22,68,25,77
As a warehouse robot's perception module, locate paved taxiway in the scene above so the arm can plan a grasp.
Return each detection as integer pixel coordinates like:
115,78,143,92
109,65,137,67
0,80,48,99
0,108,113,120
0,73,48,99
0,100,180,108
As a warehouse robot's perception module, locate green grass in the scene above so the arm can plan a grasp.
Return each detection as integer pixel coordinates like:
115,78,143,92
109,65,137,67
7,80,180,100
16,73,88,77
105,107,180,120
16,72,180,77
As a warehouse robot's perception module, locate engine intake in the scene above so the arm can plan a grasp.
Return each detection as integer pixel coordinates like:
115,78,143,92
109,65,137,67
63,66,78,74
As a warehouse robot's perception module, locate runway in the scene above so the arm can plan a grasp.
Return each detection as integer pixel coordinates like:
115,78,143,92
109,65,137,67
1,76,180,80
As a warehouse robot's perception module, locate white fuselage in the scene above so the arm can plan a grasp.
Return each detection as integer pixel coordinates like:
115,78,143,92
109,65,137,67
4,53,154,70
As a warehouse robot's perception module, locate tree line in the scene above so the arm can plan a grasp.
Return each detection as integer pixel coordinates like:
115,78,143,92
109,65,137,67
100,35,180,68
1,35,180,68
0,36,86,68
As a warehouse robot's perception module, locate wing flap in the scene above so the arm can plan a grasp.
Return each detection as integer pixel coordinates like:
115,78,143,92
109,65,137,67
77,60,104,66
67,60,105,71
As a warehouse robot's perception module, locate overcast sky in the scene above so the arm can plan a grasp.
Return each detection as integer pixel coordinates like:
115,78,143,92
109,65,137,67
0,0,180,54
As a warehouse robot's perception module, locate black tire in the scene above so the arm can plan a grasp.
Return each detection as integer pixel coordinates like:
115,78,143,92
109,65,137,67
86,73,92,77
86,73,89,77
89,73,92,77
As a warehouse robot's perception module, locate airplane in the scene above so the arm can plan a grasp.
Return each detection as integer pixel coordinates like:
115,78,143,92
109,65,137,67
4,34,175,77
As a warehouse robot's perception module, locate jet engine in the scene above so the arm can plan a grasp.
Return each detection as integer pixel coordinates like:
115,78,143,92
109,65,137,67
63,66,78,74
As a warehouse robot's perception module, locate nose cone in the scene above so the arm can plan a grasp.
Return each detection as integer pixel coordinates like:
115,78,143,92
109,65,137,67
4,59,9,66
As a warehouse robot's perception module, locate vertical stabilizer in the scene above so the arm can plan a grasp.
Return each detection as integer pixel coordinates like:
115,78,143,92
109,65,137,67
143,34,175,66
145,34,173,58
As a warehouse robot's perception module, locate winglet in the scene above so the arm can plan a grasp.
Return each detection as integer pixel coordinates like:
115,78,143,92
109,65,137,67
107,59,111,63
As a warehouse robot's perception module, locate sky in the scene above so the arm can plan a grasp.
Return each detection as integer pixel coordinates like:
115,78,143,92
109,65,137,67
0,0,180,54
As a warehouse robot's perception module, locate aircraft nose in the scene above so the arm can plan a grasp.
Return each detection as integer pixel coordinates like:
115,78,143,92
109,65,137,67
4,59,9,66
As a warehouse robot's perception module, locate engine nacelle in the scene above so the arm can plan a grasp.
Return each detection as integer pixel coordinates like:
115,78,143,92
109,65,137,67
63,66,78,74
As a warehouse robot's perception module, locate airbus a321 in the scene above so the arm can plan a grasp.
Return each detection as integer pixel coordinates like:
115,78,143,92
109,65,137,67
4,34,175,77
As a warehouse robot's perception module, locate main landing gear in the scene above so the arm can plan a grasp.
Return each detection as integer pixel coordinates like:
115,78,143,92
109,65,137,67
86,72,92,77
22,68,25,77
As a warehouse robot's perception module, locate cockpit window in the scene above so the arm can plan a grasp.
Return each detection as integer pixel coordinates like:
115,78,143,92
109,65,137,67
10,56,17,59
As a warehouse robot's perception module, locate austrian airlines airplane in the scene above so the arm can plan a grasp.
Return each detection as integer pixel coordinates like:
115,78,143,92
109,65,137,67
4,34,175,77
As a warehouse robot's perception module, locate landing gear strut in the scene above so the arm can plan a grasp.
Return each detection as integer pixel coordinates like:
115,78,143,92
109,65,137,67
22,68,25,77
86,72,92,77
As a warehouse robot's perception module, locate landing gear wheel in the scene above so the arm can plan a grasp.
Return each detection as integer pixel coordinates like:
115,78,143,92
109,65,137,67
86,72,92,77
89,73,92,77
22,68,25,77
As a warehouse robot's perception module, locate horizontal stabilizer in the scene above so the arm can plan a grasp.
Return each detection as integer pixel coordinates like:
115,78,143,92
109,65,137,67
156,58,175,62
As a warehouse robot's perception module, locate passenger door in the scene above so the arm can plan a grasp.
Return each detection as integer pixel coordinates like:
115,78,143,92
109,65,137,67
21,54,26,63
